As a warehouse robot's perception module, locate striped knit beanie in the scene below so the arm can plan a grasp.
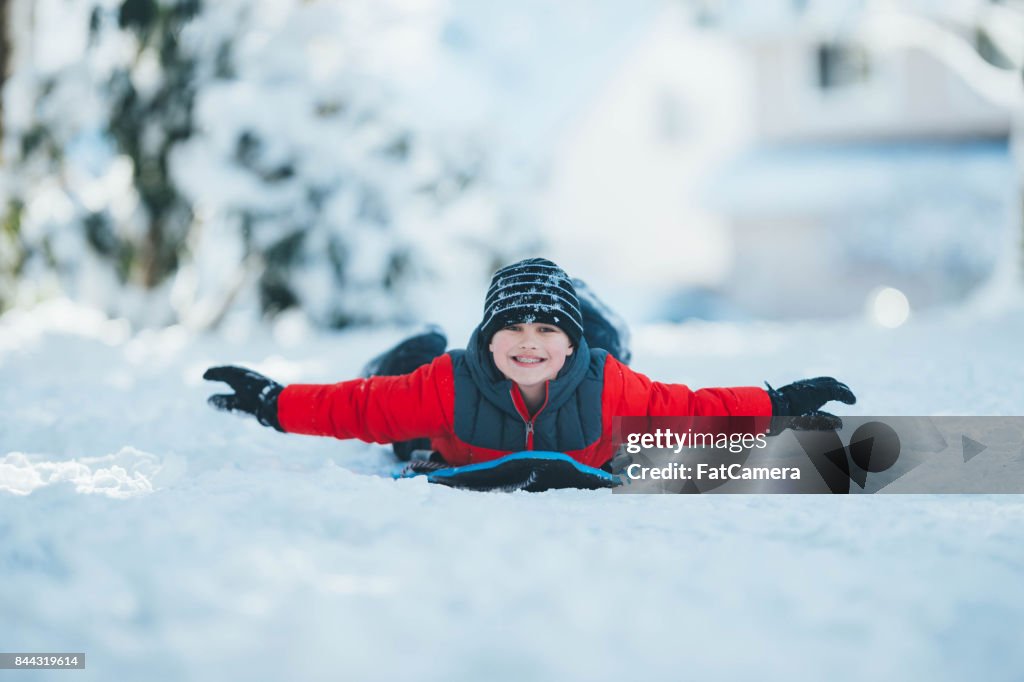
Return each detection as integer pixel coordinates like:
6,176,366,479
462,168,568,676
480,258,584,346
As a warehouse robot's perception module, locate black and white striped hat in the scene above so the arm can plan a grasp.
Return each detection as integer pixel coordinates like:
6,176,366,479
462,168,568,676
480,258,583,345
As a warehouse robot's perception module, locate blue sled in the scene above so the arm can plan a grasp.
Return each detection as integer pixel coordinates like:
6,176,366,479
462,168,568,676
395,451,622,493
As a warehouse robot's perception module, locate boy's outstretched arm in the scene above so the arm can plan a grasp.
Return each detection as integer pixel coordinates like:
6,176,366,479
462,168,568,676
205,357,452,444
606,359,856,431
606,358,774,418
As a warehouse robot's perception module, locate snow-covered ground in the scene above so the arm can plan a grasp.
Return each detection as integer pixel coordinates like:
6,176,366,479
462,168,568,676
3,298,1024,681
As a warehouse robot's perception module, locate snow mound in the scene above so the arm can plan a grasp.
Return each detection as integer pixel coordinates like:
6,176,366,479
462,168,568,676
0,447,182,498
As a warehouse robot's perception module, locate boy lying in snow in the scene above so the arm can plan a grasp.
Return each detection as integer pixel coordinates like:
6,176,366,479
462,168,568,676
204,258,855,469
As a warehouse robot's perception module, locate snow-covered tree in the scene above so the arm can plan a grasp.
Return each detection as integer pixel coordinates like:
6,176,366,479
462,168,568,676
0,0,530,327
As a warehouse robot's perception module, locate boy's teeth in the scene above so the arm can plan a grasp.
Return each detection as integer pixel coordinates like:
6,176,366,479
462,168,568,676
515,357,542,363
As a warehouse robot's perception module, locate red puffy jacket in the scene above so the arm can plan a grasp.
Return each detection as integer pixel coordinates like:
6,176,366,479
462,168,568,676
277,340,771,469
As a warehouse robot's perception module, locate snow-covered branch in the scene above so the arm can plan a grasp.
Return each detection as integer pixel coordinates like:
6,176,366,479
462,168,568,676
858,8,1023,111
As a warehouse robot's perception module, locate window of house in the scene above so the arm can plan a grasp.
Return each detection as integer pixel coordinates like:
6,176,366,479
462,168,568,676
816,43,872,90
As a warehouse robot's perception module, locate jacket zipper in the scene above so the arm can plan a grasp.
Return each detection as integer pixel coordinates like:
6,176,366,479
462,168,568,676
510,384,550,450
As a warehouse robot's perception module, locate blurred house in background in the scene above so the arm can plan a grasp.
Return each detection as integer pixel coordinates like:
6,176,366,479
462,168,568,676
547,0,1020,324
702,0,1020,322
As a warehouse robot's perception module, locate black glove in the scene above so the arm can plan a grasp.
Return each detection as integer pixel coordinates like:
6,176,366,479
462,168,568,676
203,365,285,432
766,377,856,433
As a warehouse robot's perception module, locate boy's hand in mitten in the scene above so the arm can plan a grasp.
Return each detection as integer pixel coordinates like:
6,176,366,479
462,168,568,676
204,365,284,432
766,377,856,433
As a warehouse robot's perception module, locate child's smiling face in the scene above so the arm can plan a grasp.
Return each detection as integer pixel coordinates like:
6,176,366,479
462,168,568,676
488,323,574,391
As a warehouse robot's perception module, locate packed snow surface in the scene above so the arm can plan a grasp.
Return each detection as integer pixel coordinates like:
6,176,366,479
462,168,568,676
2,299,1024,681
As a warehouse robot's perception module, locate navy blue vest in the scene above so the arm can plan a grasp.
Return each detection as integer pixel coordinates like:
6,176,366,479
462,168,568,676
449,329,608,452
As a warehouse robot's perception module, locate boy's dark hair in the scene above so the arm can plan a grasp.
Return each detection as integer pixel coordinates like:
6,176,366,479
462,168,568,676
480,258,584,346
